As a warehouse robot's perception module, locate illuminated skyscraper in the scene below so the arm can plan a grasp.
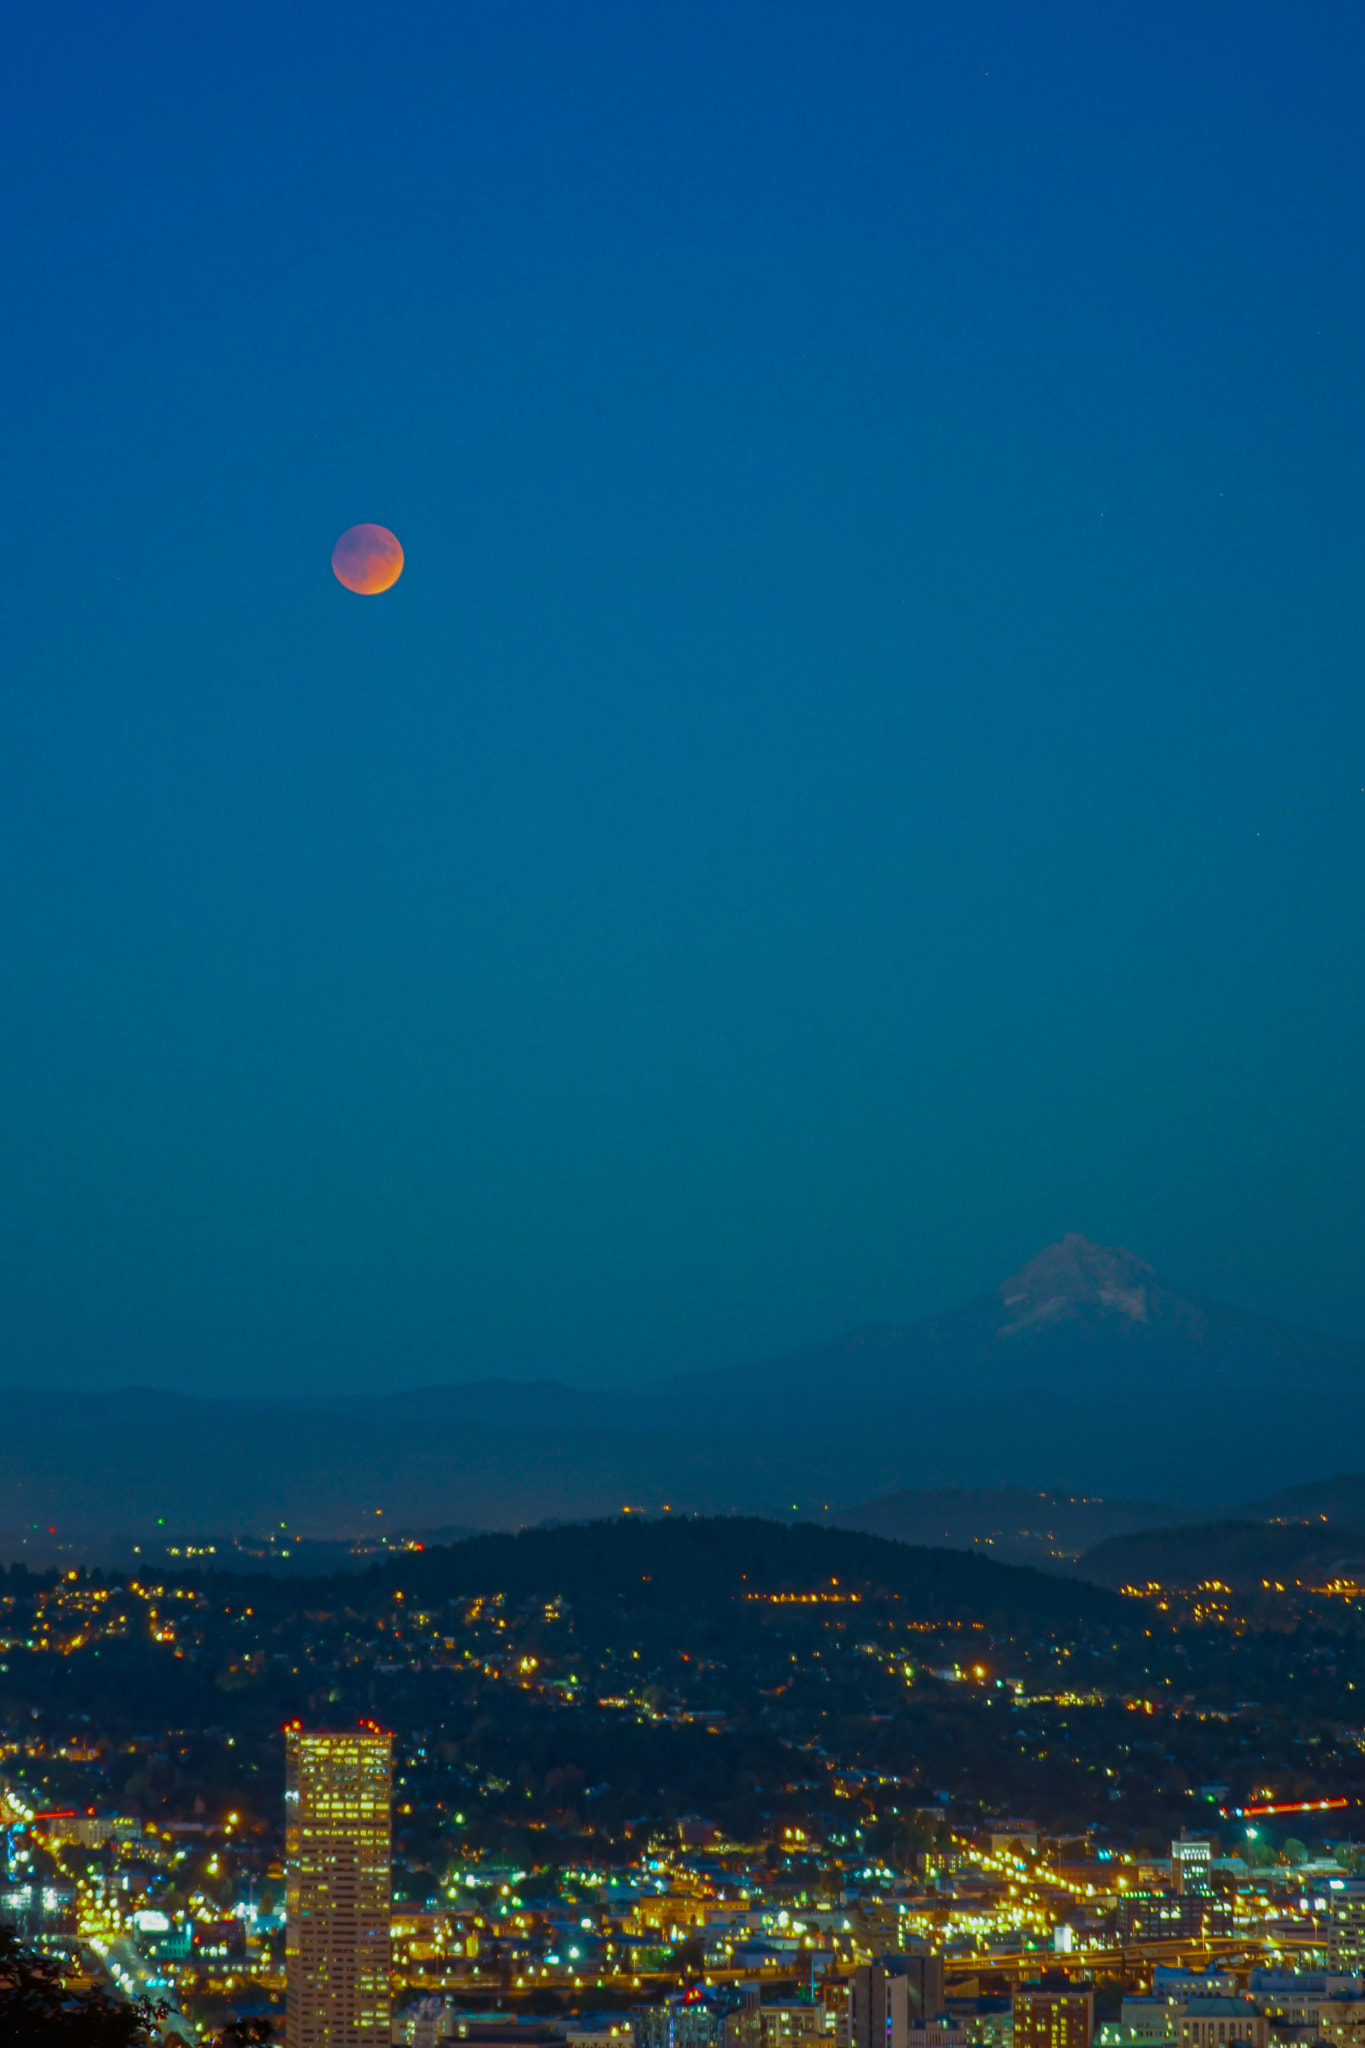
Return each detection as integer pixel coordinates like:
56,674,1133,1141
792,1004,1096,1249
285,1726,392,2048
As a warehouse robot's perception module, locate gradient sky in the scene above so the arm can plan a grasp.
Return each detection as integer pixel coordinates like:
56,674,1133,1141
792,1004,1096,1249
3,1,1363,1395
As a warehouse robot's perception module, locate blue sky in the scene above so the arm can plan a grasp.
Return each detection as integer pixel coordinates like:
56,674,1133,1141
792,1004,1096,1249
2,1,1363,1392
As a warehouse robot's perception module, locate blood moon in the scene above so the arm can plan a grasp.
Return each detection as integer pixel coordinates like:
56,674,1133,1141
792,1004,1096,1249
332,523,404,595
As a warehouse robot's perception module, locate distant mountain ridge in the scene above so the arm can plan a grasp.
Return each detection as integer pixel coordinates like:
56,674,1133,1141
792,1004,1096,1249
831,1486,1202,1568
1246,1475,1365,1526
621,1234,1365,1498
3,1234,1362,1541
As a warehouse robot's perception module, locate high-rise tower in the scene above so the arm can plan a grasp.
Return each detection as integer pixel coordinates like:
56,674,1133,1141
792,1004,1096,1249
285,1725,392,2048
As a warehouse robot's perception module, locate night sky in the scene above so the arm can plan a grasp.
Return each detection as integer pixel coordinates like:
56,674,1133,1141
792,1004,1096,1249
3,3,1363,1396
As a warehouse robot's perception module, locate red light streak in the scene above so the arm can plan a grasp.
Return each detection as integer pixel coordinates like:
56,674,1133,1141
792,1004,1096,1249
1222,1796,1350,1818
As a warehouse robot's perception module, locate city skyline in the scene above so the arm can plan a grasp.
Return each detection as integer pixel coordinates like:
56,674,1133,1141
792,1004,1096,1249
3,3,1364,2046
10,1513,1365,2043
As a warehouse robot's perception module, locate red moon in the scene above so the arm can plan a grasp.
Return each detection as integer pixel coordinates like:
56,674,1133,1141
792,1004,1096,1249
332,523,404,595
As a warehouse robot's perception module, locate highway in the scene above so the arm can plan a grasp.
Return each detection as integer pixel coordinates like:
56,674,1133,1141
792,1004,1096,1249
85,1932,199,2046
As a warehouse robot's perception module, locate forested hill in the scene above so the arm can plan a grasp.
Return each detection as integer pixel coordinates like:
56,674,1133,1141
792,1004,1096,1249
1078,1517,1365,1593
368,1514,1130,1625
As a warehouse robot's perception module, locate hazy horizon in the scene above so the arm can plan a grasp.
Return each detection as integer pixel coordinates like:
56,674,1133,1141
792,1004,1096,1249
2,1228,1360,1400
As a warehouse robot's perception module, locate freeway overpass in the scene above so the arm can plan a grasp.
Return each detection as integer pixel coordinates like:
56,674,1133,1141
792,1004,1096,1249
939,1931,1326,1984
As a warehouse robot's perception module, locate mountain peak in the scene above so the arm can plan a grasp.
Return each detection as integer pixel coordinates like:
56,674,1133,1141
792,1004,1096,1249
997,1233,1162,1337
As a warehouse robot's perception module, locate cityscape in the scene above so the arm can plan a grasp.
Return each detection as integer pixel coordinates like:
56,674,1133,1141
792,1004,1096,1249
8,1514,1365,2045
3,3,1363,2048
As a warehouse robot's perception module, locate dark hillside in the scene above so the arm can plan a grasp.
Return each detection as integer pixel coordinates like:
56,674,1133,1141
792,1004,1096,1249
1077,1518,1365,1592
372,1514,1130,1625
1244,1475,1365,1527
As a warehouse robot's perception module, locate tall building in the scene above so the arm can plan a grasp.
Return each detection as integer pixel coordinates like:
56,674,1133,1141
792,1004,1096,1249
285,1725,392,2048
901,1953,947,2024
1013,1980,1094,2048
853,1954,948,2048
1328,1883,1365,1973
853,1963,911,2048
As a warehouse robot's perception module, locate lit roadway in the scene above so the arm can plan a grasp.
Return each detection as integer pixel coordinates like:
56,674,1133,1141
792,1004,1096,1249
397,1927,1325,1997
85,1933,199,2046
25,1812,198,2045
926,1932,1325,1983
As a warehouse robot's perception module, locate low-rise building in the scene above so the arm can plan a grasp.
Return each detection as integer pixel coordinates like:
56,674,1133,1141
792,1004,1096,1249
986,1822,1041,1856
636,1994,736,2048
907,2023,965,2048
627,1893,710,1938
1171,1842,1213,1896
1152,1976,1237,2005
945,1998,1012,2048
1248,1977,1362,2003
392,1911,459,1972
1101,1997,1177,2047
41,1814,141,1849
1175,2000,1268,2048
1302,1997,1365,2048
0,1880,76,1940
563,2021,635,2048
1013,1979,1094,2048
754,2001,828,2048
1116,1893,1232,1942
1329,1887,1365,1974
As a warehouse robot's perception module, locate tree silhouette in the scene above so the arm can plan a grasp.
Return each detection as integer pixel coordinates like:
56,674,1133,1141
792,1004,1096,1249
0,1922,163,2046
